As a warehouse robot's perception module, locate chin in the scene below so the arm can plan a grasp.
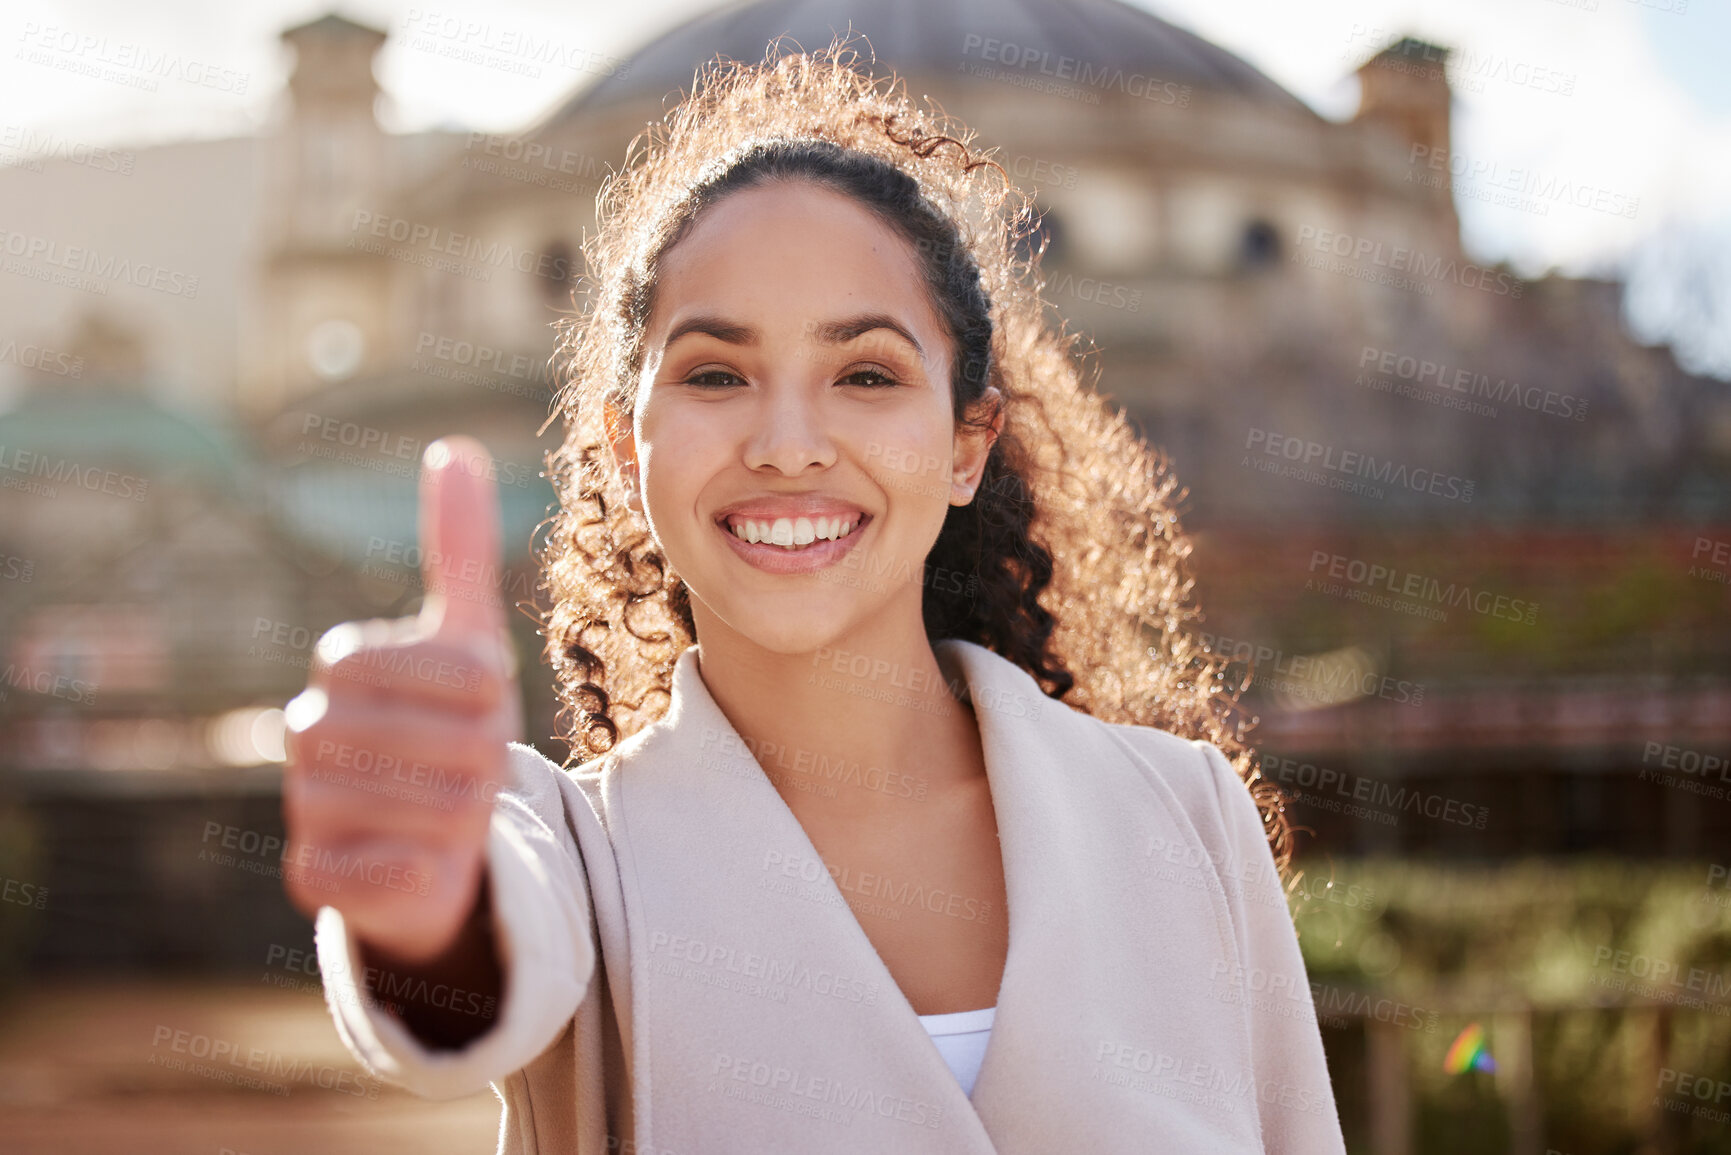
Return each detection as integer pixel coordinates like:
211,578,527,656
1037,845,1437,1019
729,606,858,658
683,581,845,655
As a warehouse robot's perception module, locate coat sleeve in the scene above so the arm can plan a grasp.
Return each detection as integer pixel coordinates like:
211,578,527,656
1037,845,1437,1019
313,740,597,1101
1193,739,1349,1155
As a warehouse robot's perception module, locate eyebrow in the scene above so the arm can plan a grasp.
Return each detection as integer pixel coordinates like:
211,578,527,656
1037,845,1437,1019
662,312,926,360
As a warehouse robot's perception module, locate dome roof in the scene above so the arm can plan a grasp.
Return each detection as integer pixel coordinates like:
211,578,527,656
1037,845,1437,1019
556,0,1313,118
0,386,251,495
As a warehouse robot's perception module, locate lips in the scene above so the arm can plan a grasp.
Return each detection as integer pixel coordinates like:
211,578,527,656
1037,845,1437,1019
712,501,873,573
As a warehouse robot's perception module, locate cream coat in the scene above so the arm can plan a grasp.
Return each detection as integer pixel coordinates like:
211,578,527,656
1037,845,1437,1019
317,638,1348,1153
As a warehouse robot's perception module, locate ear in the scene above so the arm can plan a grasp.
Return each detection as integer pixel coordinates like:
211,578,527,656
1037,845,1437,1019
950,386,1005,507
603,397,644,514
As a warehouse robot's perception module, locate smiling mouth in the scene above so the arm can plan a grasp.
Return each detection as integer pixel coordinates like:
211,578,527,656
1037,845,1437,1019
720,513,869,550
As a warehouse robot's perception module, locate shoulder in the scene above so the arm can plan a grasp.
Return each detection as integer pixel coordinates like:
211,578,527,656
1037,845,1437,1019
504,740,573,807
503,739,621,840
1090,717,1229,806
1087,717,1264,858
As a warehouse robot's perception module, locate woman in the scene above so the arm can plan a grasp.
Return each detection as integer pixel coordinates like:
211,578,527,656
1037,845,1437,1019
281,41,1346,1154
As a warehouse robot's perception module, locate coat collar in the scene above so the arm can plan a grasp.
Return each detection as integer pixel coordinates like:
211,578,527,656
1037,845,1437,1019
607,638,1253,1152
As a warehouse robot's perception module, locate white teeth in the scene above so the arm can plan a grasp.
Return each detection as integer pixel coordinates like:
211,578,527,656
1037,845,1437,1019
727,514,861,549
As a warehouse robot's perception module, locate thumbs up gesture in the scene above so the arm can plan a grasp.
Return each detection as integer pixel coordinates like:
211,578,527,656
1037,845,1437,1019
281,436,523,965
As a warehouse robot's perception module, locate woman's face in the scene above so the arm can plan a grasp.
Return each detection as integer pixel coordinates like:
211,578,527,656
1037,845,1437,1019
610,179,998,656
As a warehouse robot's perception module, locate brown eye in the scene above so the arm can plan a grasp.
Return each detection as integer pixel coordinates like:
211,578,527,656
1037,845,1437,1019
685,369,745,388
839,367,899,388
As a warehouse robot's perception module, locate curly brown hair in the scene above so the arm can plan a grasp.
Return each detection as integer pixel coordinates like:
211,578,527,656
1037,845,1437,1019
533,35,1294,876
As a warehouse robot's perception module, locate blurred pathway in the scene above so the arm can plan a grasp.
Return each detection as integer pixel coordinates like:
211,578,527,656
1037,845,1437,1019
0,980,501,1154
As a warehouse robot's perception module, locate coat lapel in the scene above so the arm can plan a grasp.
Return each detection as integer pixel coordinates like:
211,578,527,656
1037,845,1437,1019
935,643,1264,1151
609,639,1263,1154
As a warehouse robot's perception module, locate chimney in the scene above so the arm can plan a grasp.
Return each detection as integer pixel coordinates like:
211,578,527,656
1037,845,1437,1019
1354,37,1457,234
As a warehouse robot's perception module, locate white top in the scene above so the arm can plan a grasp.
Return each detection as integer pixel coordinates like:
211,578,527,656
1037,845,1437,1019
917,1006,996,1097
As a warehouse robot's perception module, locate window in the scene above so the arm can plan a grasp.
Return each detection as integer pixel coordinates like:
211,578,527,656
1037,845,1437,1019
1240,219,1280,270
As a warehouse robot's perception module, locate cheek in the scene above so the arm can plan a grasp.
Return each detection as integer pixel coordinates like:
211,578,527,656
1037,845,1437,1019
857,421,953,506
638,409,729,532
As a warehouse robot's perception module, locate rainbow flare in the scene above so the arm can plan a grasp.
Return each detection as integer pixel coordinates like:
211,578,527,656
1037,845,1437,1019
1443,1023,1497,1074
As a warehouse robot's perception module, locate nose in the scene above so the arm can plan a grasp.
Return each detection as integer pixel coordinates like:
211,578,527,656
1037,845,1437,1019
742,386,838,476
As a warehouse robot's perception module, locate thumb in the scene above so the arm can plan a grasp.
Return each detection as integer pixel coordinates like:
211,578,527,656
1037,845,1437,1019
417,436,508,646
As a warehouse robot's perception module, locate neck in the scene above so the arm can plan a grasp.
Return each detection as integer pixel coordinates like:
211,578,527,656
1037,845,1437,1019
688,606,987,821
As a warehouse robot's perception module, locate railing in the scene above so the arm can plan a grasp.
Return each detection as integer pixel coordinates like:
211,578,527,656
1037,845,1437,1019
1329,993,1727,1155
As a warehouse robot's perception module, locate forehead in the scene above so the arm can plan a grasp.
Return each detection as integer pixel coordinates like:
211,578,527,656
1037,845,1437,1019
649,180,946,345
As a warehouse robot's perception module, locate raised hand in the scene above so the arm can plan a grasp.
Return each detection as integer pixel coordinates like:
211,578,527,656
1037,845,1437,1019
281,435,523,966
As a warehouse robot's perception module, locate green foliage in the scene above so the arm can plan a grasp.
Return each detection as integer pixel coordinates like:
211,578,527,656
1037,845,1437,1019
1293,859,1731,1154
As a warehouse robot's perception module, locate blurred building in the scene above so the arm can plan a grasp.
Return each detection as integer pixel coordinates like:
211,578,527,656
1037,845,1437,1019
0,0,1728,973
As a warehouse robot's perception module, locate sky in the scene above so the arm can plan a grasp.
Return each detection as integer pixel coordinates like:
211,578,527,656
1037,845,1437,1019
5,0,1729,377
